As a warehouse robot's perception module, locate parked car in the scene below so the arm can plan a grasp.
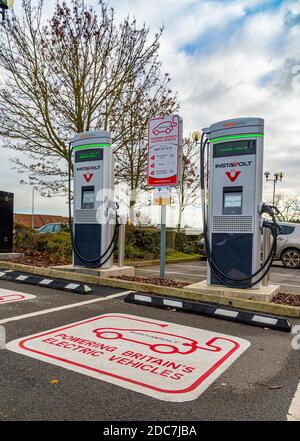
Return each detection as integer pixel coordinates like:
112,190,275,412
198,238,206,257
275,222,300,268
36,223,69,234
198,222,300,269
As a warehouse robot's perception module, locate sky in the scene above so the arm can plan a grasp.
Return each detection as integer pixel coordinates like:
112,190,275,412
1,0,300,227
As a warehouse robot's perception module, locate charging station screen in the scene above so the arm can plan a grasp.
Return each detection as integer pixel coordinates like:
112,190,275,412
224,193,241,207
213,140,256,158
82,189,95,209
223,192,242,214
75,149,103,163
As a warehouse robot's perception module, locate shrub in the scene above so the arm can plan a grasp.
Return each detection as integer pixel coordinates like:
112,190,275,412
126,226,160,257
13,222,201,262
166,230,176,249
38,232,72,260
124,226,200,258
13,223,72,259
13,223,39,251
175,232,201,254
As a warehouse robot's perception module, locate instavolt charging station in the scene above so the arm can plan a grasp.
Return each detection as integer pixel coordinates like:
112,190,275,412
67,131,134,278
68,131,117,269
196,117,281,296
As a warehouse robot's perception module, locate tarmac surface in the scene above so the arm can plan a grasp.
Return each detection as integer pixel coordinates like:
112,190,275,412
136,261,300,294
0,277,299,421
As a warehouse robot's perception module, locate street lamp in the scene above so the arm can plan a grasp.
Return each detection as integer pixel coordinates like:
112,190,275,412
32,186,37,229
264,171,284,205
0,1,14,22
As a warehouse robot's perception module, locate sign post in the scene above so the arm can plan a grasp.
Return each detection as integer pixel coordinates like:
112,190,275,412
148,115,182,279
153,186,171,205
160,205,167,279
153,187,171,279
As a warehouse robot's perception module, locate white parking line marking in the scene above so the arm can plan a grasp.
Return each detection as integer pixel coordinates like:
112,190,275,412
175,263,207,270
138,268,300,290
0,291,133,325
166,264,207,270
288,381,300,421
137,269,206,277
139,265,300,278
271,272,300,279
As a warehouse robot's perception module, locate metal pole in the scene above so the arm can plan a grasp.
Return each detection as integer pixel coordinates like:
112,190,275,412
262,228,271,286
118,221,125,267
160,205,167,279
273,179,276,205
32,187,35,229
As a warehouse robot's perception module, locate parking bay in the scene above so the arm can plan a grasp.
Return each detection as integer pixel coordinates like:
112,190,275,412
0,279,299,420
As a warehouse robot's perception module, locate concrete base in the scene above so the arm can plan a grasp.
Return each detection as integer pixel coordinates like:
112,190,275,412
0,252,24,261
51,264,135,279
185,280,280,302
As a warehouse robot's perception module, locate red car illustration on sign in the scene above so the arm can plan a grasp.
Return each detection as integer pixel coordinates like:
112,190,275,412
92,327,225,355
152,120,177,136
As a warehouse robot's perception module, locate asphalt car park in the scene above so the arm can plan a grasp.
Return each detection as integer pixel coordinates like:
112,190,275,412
136,261,300,294
0,278,299,421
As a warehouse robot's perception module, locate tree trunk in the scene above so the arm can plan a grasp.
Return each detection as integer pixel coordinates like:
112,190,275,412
129,188,137,225
177,207,183,232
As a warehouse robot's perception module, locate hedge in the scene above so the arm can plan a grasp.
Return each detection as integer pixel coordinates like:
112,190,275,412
14,223,72,260
125,226,201,258
175,231,200,254
13,223,201,260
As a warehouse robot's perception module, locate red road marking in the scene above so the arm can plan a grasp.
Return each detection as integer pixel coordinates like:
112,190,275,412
17,314,241,395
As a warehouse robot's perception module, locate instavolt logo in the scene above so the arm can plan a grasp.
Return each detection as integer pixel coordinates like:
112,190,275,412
215,160,253,168
76,165,100,171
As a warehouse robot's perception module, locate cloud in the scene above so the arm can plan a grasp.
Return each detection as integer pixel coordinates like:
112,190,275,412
124,0,300,221
2,0,300,223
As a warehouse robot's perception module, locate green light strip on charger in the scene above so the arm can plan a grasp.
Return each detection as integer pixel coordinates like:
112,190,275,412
74,143,111,151
211,133,264,143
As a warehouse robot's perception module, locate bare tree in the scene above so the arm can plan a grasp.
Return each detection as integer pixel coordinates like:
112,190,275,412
175,138,200,231
0,0,177,196
273,193,300,222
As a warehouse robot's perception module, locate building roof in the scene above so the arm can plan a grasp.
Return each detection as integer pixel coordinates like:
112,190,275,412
14,213,69,229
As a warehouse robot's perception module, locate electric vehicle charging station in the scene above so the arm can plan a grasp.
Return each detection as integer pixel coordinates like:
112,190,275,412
199,117,280,291
69,131,117,269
